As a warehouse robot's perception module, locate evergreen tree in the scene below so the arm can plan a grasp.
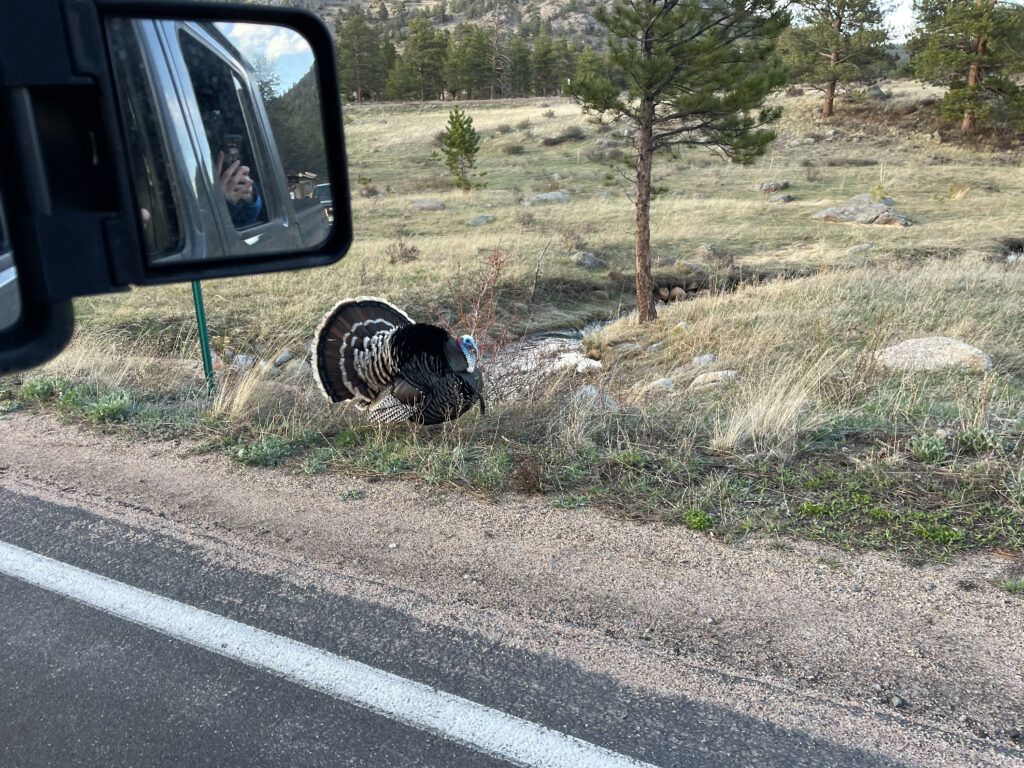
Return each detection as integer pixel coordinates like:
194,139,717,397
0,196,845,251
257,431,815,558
336,8,385,103
572,0,788,323
440,106,482,190
909,0,1024,132
506,33,533,95
778,0,893,118
445,23,492,98
531,31,560,95
404,18,449,100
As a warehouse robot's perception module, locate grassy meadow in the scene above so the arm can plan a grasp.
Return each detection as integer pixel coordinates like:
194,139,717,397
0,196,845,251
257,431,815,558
4,82,1024,562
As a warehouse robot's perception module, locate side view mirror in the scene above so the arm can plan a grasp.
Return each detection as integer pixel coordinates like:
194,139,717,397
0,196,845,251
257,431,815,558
0,0,352,374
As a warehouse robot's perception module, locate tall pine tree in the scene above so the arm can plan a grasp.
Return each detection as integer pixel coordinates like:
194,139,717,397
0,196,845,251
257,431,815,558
909,0,1024,132
778,0,893,118
572,0,788,323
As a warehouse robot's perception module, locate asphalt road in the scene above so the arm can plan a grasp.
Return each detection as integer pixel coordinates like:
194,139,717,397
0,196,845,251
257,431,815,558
0,485,904,768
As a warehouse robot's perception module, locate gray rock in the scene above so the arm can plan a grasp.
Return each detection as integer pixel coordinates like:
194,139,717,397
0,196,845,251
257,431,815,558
875,337,992,373
693,353,717,366
647,378,674,392
690,370,739,390
575,385,619,413
750,179,790,193
846,243,874,254
410,199,445,211
527,191,571,204
648,343,662,352
468,215,496,226
769,194,795,204
847,193,899,207
273,349,293,366
693,192,712,200
696,243,719,260
574,251,605,270
553,173,564,181
812,203,910,226
866,85,889,100
594,190,614,197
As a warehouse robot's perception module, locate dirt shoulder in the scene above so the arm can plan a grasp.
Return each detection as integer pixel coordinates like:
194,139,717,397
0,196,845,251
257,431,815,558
1,411,1021,766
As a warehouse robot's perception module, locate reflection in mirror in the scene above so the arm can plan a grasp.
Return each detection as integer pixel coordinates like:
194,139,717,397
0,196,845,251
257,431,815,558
0,190,20,335
106,18,333,266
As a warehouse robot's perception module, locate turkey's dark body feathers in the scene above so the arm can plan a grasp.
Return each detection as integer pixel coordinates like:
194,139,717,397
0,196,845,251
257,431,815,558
314,297,484,425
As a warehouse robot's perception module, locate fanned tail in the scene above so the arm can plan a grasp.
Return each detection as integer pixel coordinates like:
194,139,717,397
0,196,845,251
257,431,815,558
313,296,414,403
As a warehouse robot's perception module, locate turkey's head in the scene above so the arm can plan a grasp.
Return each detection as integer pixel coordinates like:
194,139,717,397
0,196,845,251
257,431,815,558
459,335,480,372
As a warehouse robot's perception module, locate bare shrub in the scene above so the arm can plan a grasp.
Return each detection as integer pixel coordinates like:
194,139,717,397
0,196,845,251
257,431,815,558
542,109,555,119
606,147,624,163
540,135,566,146
561,229,588,252
585,147,608,163
515,210,536,227
386,240,420,264
428,246,513,359
495,123,513,135
503,143,525,155
516,118,532,131
559,125,586,142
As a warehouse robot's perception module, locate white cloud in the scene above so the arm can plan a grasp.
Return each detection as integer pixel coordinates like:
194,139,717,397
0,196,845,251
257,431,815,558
218,22,311,64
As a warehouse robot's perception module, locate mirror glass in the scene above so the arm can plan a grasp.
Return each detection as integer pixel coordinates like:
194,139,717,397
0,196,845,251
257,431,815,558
0,188,20,335
105,18,333,266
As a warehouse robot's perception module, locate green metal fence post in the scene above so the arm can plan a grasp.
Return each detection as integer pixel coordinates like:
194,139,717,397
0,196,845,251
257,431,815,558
191,280,215,394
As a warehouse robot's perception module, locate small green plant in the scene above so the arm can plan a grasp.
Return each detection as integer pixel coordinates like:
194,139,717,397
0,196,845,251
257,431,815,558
680,508,714,531
83,391,133,424
611,448,648,469
20,377,60,402
1003,578,1024,594
338,489,367,501
909,435,949,464
869,183,889,203
0,400,22,415
956,427,996,456
57,382,100,413
299,448,333,475
234,434,292,467
911,522,965,545
797,501,828,516
440,106,482,191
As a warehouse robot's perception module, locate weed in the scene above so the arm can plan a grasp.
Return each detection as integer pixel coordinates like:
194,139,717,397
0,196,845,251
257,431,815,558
1003,578,1024,594
84,391,133,424
553,495,589,509
680,507,715,531
0,400,21,415
234,435,292,467
57,382,100,413
299,447,334,475
502,143,525,155
338,489,367,501
909,435,949,464
956,427,997,456
386,240,420,264
542,109,555,119
911,522,965,545
20,377,61,402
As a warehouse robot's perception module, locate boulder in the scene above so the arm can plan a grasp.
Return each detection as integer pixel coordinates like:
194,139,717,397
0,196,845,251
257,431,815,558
874,337,992,373
846,243,874,254
769,194,795,204
690,370,739,390
575,385,619,413
865,85,889,100
410,199,445,211
693,353,717,367
847,193,899,207
812,203,910,226
468,215,496,226
574,251,605,270
750,180,790,193
273,349,292,367
527,191,571,204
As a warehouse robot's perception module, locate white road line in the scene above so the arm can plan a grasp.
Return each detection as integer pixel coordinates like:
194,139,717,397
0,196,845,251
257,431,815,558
0,540,658,768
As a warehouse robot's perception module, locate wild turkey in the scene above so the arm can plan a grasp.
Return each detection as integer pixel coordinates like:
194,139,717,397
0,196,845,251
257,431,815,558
313,296,485,425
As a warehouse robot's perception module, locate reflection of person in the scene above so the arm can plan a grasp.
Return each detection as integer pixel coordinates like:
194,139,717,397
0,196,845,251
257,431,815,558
216,150,262,228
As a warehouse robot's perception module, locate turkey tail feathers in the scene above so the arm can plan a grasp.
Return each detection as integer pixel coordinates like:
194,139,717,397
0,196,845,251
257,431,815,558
313,296,413,403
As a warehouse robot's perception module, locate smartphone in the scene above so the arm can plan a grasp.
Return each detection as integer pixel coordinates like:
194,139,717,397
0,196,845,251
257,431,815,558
222,134,243,167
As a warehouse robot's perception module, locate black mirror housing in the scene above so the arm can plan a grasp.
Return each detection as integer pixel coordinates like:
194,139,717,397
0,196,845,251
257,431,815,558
0,0,352,374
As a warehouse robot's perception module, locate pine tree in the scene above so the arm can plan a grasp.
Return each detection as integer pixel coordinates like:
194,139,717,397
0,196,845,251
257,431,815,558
440,106,482,190
404,18,449,100
572,0,788,323
909,0,1024,133
336,8,384,103
778,0,893,118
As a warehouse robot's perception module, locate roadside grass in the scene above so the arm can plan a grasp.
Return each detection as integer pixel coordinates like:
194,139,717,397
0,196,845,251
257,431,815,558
3,84,1024,561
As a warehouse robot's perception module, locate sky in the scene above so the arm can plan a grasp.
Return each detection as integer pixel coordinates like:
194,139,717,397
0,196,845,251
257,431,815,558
218,22,314,94
889,0,915,42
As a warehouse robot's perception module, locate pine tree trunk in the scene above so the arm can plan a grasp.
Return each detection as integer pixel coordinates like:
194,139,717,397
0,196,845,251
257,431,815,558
634,96,656,324
963,36,986,133
823,78,837,119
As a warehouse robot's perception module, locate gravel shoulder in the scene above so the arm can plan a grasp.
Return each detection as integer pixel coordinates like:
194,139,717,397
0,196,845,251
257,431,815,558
0,411,1021,766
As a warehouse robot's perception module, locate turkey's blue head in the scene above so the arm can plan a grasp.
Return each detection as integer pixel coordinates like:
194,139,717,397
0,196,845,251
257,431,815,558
459,335,479,372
